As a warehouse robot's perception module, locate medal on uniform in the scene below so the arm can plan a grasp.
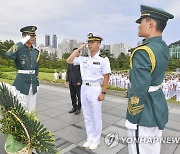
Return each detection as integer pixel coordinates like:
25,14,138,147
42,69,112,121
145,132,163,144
22,60,25,64
84,60,87,64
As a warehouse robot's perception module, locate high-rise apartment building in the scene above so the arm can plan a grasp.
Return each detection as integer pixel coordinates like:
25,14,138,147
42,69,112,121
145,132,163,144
45,35,50,47
52,35,57,48
69,39,77,52
110,43,131,58
61,39,78,53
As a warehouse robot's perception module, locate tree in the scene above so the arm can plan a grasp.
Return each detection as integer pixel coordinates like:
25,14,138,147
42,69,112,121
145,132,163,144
62,52,71,59
100,49,113,58
111,53,130,70
0,40,14,59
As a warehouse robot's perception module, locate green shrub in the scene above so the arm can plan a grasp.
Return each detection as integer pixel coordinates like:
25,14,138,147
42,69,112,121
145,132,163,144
0,65,16,72
107,85,127,91
0,83,59,153
0,72,8,79
39,68,55,73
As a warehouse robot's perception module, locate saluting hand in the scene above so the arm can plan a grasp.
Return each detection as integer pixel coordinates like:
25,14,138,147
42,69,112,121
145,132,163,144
78,42,87,51
21,35,30,44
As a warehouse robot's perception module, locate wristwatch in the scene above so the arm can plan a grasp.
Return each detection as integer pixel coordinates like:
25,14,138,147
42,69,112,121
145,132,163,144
101,91,106,95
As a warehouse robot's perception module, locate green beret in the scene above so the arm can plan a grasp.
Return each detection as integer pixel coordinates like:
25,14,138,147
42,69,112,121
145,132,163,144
136,5,174,23
20,26,37,34
87,32,103,41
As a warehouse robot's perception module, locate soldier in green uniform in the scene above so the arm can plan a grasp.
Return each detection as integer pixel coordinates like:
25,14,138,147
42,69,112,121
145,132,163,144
6,26,40,112
125,5,174,154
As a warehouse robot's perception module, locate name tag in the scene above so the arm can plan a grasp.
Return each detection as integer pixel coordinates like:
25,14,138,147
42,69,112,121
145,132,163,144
93,62,100,65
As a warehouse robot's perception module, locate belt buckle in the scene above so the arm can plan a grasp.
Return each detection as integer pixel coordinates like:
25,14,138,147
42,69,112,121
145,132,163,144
29,70,33,74
86,83,90,86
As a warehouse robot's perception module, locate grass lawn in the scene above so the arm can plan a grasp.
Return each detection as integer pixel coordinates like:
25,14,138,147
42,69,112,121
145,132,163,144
38,72,54,81
1,71,66,84
167,96,180,104
1,72,180,104
5,72,16,80
0,78,13,84
4,71,55,81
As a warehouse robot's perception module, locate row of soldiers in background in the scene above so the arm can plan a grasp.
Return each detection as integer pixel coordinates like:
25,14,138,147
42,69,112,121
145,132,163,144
109,71,180,102
109,71,130,89
53,70,66,80
161,74,180,101
54,70,180,102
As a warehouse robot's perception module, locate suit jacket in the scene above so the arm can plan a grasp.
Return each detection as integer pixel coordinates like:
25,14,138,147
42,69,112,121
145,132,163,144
66,64,82,86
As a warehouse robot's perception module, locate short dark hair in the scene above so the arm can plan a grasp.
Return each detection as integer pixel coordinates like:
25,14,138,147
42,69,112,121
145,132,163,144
73,48,78,51
145,17,167,32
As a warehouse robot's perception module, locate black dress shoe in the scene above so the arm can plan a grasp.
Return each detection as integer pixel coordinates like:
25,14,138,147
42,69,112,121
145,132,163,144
75,109,80,115
69,108,76,113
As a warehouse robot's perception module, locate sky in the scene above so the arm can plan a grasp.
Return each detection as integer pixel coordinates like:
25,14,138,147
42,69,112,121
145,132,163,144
0,0,180,47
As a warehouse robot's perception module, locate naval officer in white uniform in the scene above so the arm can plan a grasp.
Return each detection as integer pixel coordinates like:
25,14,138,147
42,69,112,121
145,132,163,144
67,32,111,150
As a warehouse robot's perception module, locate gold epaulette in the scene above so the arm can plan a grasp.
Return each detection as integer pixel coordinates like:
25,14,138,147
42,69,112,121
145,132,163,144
8,44,18,53
36,50,41,62
129,46,156,73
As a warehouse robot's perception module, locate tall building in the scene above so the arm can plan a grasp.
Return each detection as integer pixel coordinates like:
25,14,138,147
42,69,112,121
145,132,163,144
62,38,70,53
110,43,131,58
103,44,111,51
61,39,78,53
169,45,180,59
69,39,77,52
45,35,50,47
52,35,57,48
77,42,88,55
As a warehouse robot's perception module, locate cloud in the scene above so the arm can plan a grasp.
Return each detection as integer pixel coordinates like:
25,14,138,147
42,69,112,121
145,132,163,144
167,1,180,18
0,0,179,47
0,0,86,41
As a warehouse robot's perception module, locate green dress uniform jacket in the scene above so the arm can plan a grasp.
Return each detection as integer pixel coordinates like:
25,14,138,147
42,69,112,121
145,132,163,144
126,36,169,130
6,42,40,95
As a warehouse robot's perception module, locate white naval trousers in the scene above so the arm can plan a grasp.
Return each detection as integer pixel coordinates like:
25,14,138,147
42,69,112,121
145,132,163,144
81,84,102,144
127,126,162,154
20,85,38,112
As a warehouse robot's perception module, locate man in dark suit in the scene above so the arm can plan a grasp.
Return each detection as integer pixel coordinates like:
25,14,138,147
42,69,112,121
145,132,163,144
66,48,82,115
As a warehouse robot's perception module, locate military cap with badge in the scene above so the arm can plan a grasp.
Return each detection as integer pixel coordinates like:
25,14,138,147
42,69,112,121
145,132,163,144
87,32,103,42
136,5,174,23
20,26,37,36
20,26,37,44
7,25,38,53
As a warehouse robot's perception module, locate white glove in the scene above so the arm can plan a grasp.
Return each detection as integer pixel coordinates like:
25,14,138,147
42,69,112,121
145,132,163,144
20,35,30,44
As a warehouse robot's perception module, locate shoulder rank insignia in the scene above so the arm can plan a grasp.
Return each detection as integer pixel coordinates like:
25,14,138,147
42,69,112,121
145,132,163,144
137,42,148,47
99,54,106,58
137,39,148,47
8,44,18,53
127,96,144,115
